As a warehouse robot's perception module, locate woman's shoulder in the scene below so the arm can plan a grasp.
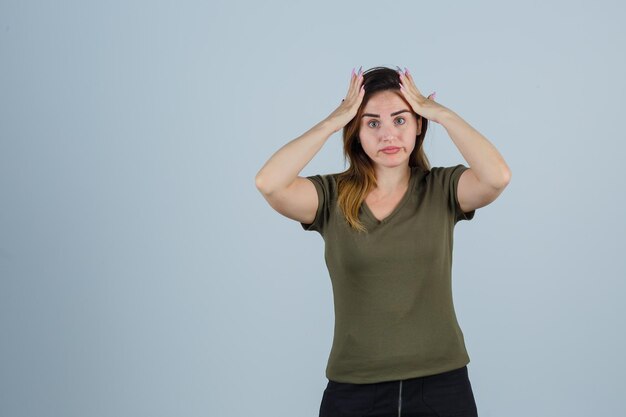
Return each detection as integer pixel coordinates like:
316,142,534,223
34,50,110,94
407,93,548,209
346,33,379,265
422,164,467,181
302,172,342,198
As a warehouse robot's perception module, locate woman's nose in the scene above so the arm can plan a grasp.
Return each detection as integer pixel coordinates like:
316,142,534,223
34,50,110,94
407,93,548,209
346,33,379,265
379,130,397,141
379,123,398,138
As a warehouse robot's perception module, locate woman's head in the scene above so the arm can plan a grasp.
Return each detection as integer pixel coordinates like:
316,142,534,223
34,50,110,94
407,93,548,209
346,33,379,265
337,66,431,232
342,66,430,175
357,89,421,170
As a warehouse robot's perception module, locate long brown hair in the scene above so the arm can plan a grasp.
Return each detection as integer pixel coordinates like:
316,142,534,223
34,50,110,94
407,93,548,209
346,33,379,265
337,66,432,233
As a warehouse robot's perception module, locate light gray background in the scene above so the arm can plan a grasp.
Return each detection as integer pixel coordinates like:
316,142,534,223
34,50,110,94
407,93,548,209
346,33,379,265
1,1,625,416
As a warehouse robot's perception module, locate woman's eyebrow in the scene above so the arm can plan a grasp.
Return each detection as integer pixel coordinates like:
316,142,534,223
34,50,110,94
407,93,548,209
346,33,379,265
361,109,410,118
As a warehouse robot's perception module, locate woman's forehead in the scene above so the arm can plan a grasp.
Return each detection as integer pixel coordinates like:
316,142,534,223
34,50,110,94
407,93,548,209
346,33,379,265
363,91,409,113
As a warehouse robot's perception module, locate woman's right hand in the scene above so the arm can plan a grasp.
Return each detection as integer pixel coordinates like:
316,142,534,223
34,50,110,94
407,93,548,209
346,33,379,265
324,67,366,133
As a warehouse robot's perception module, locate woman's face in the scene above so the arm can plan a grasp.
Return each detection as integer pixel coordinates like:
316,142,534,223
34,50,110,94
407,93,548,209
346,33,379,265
358,90,421,169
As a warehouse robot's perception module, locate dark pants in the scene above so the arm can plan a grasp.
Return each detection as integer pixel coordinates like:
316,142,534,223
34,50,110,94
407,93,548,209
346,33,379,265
319,365,478,417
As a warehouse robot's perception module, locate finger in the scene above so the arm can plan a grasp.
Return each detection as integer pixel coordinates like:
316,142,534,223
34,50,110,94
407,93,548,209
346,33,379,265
350,67,357,84
350,72,364,97
346,68,358,96
399,82,411,97
403,67,416,85
399,80,411,93
350,66,359,82
350,67,361,86
399,73,413,92
405,75,423,96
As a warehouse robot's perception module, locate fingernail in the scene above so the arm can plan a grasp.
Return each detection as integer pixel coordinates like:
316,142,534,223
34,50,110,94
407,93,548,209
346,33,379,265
431,92,437,99
404,67,409,75
358,65,362,75
395,65,402,73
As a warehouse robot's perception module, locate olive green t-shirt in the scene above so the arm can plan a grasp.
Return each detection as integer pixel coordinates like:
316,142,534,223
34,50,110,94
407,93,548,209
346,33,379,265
300,164,476,384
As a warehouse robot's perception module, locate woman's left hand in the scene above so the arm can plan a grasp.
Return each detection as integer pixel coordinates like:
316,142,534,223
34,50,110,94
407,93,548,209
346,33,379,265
397,67,450,124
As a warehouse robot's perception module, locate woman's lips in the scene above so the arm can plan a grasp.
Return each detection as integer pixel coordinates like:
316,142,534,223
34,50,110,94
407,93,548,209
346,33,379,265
381,147,401,154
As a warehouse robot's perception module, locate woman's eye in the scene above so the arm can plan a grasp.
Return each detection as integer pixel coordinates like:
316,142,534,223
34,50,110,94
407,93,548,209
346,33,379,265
367,117,406,128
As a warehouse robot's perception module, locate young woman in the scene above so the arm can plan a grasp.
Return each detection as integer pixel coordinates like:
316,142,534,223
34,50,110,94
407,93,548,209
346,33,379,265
255,66,511,417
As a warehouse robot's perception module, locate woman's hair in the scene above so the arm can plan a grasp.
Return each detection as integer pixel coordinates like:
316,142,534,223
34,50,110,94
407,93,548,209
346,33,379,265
337,66,431,233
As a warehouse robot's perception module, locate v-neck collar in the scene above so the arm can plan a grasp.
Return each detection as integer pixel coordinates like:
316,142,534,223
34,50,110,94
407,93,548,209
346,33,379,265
362,167,416,225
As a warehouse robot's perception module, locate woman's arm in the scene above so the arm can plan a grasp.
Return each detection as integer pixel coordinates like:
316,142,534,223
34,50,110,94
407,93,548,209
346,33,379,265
254,119,337,195
255,68,365,224
439,109,511,213
397,67,511,212
255,68,365,195
439,109,511,188
254,119,341,225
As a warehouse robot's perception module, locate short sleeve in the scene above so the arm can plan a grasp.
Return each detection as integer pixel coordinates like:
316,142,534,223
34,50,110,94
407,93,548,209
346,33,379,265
448,164,476,223
432,164,476,223
299,175,330,234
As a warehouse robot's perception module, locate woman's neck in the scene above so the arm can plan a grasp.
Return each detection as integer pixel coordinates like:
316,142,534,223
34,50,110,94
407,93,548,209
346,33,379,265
372,165,411,196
